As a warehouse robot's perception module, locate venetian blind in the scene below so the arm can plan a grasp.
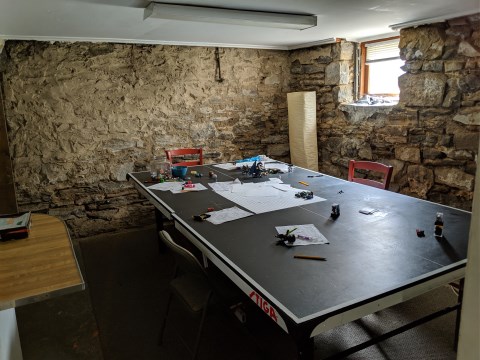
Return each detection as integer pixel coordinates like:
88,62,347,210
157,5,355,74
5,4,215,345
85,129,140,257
365,39,400,63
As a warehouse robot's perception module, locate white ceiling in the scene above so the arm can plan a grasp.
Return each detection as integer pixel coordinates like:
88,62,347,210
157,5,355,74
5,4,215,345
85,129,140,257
0,0,479,50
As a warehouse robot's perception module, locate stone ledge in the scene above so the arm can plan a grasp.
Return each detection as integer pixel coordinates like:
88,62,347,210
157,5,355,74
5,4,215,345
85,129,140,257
338,103,395,122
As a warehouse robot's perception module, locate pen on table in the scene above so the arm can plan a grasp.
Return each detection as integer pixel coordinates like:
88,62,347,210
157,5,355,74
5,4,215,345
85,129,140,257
298,181,309,186
294,255,327,261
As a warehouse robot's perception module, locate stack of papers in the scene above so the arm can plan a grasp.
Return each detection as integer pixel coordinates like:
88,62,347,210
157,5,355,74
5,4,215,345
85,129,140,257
209,179,326,214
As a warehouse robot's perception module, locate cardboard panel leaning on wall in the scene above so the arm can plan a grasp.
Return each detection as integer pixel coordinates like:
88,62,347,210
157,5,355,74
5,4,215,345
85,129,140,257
287,91,319,171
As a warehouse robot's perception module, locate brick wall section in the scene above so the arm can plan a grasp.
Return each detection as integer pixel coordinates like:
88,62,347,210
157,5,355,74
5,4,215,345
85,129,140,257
289,16,479,210
1,15,479,237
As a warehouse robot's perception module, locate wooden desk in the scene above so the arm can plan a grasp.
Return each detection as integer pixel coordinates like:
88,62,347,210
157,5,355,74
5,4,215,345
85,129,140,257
0,213,84,360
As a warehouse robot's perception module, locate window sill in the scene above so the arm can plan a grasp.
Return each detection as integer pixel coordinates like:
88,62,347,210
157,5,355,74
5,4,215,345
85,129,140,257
338,102,396,121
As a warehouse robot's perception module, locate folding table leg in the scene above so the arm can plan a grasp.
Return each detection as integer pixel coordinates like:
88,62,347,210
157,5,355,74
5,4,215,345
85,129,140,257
295,336,314,360
454,278,465,351
155,208,167,252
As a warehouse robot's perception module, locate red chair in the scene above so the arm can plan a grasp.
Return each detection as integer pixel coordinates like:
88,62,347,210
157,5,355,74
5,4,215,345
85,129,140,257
348,160,393,190
165,148,203,167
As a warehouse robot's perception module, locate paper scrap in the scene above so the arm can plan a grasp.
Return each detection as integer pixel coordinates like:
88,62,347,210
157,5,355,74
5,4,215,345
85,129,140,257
205,206,254,225
275,224,329,246
148,182,208,194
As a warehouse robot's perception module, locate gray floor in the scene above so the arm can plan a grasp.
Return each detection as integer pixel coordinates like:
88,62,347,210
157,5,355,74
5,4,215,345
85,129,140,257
16,225,460,360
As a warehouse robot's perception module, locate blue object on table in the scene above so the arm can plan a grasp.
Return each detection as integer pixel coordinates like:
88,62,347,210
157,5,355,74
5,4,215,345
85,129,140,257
235,155,261,163
171,166,188,179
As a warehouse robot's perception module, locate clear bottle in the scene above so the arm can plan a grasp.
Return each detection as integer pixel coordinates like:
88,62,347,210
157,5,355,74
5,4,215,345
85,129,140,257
434,212,444,238
150,156,160,179
150,155,171,180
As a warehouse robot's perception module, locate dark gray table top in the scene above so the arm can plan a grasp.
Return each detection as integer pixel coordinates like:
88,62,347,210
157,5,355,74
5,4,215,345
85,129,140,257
128,163,470,322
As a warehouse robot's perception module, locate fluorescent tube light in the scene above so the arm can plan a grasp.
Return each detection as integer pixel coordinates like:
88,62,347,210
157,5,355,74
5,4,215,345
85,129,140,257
390,10,479,30
144,2,317,30
288,38,338,50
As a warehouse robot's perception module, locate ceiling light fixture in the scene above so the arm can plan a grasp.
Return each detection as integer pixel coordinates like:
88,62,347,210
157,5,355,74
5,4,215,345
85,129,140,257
288,37,338,50
390,10,479,30
144,2,317,30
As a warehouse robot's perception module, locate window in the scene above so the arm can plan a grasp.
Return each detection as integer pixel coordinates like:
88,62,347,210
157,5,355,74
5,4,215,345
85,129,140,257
359,37,404,102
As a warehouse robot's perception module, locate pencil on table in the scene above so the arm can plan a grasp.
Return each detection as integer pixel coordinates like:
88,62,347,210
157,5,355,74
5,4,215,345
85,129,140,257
294,255,326,261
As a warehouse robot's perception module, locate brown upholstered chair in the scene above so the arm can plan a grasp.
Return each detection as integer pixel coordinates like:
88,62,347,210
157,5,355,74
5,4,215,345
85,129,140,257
165,148,203,167
348,160,393,190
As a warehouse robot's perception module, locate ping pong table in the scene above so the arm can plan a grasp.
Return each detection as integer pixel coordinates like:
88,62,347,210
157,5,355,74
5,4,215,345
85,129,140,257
127,162,469,359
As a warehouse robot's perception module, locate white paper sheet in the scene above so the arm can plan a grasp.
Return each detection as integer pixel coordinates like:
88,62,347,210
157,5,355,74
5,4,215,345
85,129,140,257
265,163,290,173
205,206,254,225
170,183,208,194
148,182,208,194
209,179,326,214
212,163,238,170
147,182,183,191
275,224,329,246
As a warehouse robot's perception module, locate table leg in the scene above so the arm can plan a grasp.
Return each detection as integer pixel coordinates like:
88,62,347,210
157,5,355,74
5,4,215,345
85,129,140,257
454,278,465,351
295,335,314,360
155,208,167,253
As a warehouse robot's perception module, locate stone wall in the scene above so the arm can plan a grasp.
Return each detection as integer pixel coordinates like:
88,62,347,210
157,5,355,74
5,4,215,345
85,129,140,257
1,42,290,237
1,15,479,237
289,16,479,210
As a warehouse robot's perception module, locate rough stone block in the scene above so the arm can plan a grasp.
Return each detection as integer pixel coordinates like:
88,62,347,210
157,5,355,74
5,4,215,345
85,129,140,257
422,61,443,72
399,73,447,106
453,109,480,125
435,167,474,190
289,45,332,64
325,62,349,85
458,40,480,57
444,60,464,72
399,26,445,60
395,146,421,163
454,133,480,150
402,61,423,73
266,143,289,157
423,148,447,160
463,90,480,102
339,42,354,61
407,165,434,198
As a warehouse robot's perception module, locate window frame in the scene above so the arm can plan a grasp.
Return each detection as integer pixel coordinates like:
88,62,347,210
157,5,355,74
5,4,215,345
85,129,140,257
360,36,401,97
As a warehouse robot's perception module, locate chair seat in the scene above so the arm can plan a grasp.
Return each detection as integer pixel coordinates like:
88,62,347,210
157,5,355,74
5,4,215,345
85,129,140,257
170,273,212,313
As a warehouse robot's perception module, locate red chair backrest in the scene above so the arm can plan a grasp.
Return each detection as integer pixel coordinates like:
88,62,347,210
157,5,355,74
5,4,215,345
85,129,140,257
348,160,393,190
165,148,203,167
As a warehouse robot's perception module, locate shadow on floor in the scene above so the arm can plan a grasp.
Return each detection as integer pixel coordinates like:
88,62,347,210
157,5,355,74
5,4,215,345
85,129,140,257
16,225,459,360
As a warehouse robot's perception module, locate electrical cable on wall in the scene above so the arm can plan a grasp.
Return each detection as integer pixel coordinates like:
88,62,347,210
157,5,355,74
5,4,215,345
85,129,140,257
214,47,224,83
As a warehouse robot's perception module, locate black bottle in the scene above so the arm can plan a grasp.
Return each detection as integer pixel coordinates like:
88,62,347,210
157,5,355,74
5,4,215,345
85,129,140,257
434,212,444,238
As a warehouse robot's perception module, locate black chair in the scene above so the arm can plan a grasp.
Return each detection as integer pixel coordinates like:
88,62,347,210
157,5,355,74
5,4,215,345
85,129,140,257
158,230,244,359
